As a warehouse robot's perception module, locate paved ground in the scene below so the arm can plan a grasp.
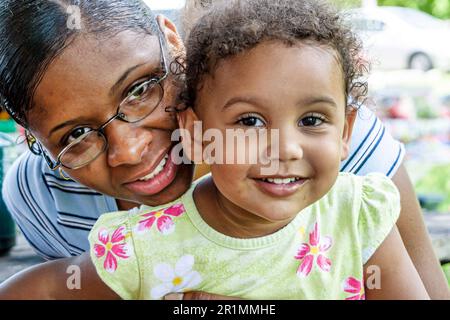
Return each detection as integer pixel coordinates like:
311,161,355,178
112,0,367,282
425,213,450,263
0,231,44,283
0,213,449,285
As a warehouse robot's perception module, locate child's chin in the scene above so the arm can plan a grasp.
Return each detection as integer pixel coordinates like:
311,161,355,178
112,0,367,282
257,206,304,223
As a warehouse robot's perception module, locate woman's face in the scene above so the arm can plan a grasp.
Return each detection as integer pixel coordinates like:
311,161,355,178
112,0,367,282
29,23,194,208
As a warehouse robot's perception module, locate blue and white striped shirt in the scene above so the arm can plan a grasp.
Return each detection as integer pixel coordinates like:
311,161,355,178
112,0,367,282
2,105,404,260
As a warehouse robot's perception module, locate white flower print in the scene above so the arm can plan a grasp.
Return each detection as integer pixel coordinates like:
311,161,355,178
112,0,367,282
151,255,202,299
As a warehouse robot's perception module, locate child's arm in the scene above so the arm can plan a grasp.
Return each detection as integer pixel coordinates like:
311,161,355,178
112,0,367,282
0,253,120,299
364,225,430,300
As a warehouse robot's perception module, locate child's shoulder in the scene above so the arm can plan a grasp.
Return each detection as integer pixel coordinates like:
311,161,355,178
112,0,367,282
322,172,401,264
315,172,401,235
328,172,399,205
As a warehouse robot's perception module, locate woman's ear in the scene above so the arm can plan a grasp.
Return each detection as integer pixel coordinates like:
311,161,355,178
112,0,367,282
156,15,185,58
340,107,357,161
177,107,203,164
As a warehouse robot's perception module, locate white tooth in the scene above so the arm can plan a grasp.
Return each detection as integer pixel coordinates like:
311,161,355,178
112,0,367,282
139,155,168,181
263,177,301,184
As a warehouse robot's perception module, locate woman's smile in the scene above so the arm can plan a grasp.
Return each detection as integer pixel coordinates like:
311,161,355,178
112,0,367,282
124,145,179,196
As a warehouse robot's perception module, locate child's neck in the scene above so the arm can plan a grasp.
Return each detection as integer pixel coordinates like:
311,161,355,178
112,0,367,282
193,177,295,238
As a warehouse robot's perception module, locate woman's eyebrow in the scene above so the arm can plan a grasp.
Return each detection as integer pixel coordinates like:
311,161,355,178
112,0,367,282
48,62,161,139
109,62,147,97
48,117,87,139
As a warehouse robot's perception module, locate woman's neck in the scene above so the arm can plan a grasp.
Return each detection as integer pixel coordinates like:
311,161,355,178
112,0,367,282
116,199,139,211
193,177,293,238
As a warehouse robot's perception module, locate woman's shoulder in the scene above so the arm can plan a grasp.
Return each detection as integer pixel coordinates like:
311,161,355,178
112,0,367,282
342,105,405,178
3,150,41,188
4,149,117,221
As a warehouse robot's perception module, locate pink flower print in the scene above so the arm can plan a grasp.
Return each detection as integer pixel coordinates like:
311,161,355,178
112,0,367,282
136,204,186,235
295,222,332,277
343,277,366,300
93,226,130,273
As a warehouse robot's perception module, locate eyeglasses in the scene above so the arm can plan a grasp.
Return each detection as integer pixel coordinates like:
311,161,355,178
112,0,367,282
28,32,169,171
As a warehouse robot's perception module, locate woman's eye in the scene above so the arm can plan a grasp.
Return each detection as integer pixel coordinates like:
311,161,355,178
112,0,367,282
299,116,325,127
127,80,155,102
237,116,265,127
129,83,149,100
66,127,92,144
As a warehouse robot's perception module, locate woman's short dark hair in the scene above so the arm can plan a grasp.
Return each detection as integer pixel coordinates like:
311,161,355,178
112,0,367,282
184,0,369,109
0,0,159,128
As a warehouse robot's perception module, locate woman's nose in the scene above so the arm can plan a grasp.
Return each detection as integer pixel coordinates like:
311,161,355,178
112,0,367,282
105,121,153,168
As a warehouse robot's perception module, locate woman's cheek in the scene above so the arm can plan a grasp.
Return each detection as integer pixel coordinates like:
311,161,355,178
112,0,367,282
66,163,111,193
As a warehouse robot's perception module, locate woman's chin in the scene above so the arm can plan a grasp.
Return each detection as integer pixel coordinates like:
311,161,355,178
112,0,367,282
133,162,194,207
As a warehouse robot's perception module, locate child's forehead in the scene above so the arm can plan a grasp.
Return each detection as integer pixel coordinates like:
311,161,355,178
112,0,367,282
194,41,346,112
207,40,343,79
199,41,346,98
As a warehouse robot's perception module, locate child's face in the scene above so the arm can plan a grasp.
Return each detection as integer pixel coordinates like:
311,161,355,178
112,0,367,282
182,41,355,222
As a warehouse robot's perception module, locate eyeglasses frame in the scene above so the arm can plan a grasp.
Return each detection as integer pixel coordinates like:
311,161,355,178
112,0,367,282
27,30,169,171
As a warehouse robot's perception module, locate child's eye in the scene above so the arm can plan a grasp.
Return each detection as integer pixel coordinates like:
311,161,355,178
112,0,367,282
237,115,266,127
299,115,326,127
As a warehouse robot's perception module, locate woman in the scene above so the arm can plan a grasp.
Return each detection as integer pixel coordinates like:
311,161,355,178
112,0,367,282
0,0,448,299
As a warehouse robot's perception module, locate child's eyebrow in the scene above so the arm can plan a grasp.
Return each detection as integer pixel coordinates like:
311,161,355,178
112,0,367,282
222,96,266,110
298,96,338,109
221,95,339,111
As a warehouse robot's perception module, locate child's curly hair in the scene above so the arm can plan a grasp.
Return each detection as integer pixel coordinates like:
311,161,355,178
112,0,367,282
184,0,369,109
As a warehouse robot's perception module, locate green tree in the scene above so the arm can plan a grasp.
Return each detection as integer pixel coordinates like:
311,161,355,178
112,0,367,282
333,0,450,19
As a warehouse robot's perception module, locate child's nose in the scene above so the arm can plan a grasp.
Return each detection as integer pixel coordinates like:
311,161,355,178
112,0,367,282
277,127,304,162
105,121,153,168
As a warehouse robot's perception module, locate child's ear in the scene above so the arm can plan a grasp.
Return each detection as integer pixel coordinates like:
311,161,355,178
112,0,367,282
177,107,203,164
340,107,357,161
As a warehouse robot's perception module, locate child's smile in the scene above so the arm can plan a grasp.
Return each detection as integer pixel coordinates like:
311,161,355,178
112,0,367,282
182,40,356,237
252,176,309,198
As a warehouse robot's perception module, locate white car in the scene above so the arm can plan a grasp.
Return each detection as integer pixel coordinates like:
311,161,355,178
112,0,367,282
349,6,450,71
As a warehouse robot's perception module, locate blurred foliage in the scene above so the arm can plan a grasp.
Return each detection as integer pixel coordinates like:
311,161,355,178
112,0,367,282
443,263,450,287
415,97,439,119
378,0,450,19
333,0,450,19
415,164,450,213
333,0,363,8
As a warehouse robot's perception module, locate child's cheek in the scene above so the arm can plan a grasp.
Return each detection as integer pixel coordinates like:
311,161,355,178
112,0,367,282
210,163,250,195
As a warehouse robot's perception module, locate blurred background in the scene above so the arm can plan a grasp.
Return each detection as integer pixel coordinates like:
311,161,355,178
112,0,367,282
0,0,449,286
335,0,450,284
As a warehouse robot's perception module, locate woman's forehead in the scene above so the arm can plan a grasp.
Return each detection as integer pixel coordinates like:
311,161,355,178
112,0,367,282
37,30,161,96
31,31,161,131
